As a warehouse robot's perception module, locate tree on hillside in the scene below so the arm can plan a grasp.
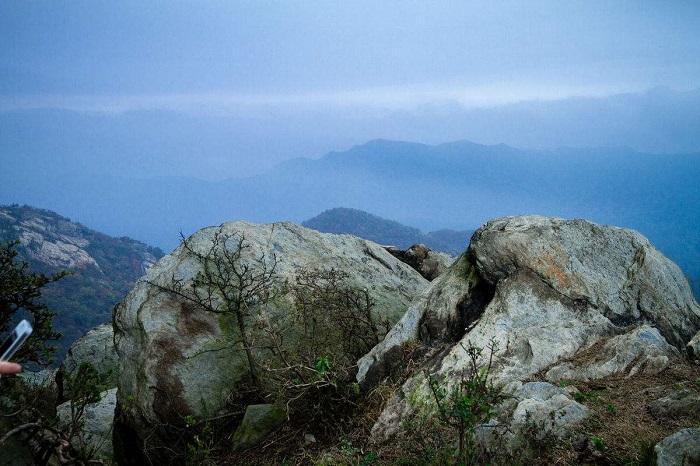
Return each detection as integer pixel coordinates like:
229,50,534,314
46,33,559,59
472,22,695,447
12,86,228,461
0,240,65,365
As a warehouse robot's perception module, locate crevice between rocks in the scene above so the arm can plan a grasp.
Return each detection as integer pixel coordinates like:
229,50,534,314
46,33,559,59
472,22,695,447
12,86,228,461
452,276,496,340
420,251,497,345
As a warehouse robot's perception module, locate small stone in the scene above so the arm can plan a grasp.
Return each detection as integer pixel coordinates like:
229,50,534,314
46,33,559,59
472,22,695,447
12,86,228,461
304,433,317,445
232,404,286,450
510,382,589,440
563,385,580,396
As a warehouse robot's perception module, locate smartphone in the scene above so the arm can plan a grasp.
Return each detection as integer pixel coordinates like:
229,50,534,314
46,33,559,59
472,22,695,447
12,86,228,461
0,319,33,362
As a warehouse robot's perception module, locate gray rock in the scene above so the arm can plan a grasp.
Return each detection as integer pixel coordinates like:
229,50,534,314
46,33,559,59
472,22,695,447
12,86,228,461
655,428,700,466
688,331,700,361
18,368,57,389
386,244,454,281
546,325,679,382
232,404,285,450
469,216,699,349
61,323,118,388
366,216,700,447
57,387,116,459
648,389,700,419
357,253,481,387
510,382,589,441
113,221,428,463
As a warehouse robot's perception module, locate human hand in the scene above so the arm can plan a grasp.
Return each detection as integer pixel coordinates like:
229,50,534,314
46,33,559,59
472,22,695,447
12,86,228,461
0,361,21,375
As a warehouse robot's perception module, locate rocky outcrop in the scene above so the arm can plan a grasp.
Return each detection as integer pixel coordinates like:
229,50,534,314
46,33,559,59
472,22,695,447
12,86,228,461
112,221,428,464
0,205,163,362
361,216,700,448
385,244,454,281
654,428,700,466
57,388,117,459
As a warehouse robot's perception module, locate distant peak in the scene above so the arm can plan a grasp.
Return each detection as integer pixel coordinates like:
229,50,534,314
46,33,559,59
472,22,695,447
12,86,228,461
351,138,428,151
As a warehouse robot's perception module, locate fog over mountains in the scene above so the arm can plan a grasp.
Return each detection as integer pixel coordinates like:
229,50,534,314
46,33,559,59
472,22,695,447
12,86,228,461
1,87,699,285
2,87,699,180
2,139,699,288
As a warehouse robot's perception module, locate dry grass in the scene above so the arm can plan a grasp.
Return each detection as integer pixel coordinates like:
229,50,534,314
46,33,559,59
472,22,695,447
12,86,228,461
565,360,700,465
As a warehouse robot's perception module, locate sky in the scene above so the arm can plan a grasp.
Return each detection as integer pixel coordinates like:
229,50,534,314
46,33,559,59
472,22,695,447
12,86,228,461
0,1,699,271
2,1,700,113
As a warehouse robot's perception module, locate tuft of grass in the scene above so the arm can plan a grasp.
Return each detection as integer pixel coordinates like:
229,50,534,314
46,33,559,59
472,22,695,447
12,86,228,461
591,436,606,451
573,389,603,403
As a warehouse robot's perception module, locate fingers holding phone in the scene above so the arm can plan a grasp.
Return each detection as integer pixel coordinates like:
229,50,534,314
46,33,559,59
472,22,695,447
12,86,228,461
0,319,33,377
0,361,21,375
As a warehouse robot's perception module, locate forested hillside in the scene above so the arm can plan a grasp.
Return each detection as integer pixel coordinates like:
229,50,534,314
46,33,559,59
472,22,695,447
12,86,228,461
303,207,472,255
0,205,163,362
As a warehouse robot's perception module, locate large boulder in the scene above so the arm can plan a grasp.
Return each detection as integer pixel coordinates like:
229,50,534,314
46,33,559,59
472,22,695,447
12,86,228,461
112,221,428,464
361,216,700,448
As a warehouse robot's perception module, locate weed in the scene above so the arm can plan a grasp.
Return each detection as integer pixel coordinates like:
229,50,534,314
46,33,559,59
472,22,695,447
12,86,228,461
591,436,606,451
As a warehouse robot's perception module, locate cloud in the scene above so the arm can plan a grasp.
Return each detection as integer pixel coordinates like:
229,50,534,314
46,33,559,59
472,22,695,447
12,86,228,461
0,81,641,115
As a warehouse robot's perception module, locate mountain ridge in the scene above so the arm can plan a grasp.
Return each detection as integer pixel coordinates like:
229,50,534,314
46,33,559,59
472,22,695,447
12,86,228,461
303,207,471,256
0,204,164,363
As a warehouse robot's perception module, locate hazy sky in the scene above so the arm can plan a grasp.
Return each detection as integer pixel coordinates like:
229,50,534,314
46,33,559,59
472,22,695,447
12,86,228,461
2,1,699,113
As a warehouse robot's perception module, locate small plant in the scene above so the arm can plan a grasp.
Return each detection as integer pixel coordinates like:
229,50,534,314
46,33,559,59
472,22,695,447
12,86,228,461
591,436,606,452
631,441,657,466
61,362,112,460
606,403,617,414
359,451,378,465
573,389,602,404
185,417,217,466
426,338,503,465
339,437,359,459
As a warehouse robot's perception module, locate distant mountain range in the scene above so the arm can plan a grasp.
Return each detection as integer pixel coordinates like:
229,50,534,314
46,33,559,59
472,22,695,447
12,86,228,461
0,205,163,363
1,138,698,298
2,87,699,181
303,207,471,256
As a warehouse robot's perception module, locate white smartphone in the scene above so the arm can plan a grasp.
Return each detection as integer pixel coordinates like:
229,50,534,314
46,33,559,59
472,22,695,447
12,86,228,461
0,319,33,362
